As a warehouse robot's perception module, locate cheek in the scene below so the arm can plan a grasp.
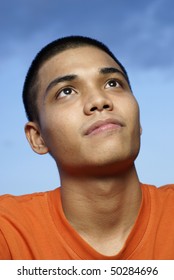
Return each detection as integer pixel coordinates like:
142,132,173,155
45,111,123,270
128,96,140,122
119,96,140,125
133,103,141,132
123,98,141,138
40,112,80,158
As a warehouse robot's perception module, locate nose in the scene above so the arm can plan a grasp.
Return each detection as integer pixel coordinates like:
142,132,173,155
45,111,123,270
83,91,114,115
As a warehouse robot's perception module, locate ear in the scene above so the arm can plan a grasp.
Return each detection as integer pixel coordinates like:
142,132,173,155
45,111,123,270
140,125,142,135
24,122,49,155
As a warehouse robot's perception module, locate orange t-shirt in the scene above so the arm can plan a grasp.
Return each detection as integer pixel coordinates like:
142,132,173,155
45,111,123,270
0,184,174,260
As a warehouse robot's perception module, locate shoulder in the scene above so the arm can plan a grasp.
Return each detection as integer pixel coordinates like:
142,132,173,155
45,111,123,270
0,191,46,209
0,189,58,218
141,183,174,209
157,184,174,192
142,183,174,195
0,188,60,237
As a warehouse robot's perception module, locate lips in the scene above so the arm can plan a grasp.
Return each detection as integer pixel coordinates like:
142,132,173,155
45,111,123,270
84,118,124,136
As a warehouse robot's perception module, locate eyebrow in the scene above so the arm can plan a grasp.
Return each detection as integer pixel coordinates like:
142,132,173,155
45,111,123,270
45,74,77,95
99,67,128,81
44,67,129,98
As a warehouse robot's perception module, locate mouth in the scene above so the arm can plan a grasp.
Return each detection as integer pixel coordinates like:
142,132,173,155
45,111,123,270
84,118,124,136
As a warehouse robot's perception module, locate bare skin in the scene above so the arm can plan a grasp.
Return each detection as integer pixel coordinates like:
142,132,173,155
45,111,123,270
60,167,141,255
25,46,142,256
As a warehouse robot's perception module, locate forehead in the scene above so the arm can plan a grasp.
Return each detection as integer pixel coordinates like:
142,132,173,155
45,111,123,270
39,46,122,78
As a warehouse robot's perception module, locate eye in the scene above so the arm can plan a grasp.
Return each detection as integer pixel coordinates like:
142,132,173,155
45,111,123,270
57,87,76,99
105,79,121,89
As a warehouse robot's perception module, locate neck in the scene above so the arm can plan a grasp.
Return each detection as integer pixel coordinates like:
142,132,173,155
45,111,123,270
59,164,142,255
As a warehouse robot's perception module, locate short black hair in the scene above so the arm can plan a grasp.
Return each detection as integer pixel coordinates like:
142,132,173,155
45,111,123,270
22,35,131,123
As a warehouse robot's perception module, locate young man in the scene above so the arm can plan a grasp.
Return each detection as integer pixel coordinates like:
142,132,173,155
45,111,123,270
0,36,174,260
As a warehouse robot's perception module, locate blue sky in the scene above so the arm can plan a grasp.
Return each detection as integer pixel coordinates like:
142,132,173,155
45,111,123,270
1,0,174,195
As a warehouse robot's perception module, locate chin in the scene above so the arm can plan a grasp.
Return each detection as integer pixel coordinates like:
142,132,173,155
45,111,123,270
83,148,139,171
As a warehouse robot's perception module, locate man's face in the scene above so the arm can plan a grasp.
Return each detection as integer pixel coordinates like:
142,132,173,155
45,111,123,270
36,46,141,176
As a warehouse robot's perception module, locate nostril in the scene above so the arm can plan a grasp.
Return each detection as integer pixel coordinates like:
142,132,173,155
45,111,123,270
103,104,110,109
90,104,110,112
90,106,97,112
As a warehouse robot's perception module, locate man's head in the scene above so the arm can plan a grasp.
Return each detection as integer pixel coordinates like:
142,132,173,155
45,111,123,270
23,35,131,123
24,36,141,177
